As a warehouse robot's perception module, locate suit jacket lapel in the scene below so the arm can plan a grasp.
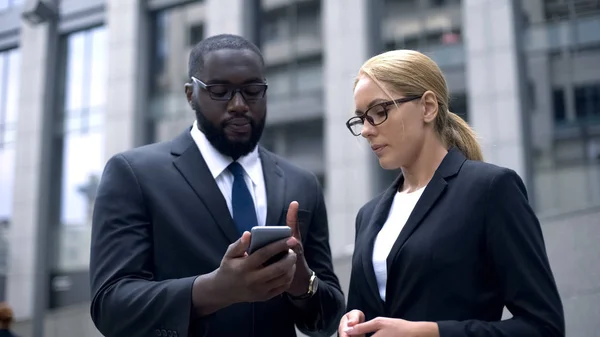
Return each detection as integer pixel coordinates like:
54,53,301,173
361,175,402,314
386,148,466,272
171,129,240,243
259,148,286,227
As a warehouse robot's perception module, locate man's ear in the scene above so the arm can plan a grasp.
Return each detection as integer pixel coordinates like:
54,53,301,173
184,83,193,106
421,90,438,124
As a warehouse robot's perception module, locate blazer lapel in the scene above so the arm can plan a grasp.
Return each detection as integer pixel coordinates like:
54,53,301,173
259,148,286,227
171,129,240,243
386,148,467,272
361,175,402,313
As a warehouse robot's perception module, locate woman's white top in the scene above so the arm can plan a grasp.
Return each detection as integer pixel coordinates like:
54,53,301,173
372,185,426,301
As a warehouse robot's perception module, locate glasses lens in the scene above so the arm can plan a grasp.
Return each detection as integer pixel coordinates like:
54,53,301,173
207,85,231,100
241,84,267,101
366,105,387,125
347,117,363,136
207,84,267,101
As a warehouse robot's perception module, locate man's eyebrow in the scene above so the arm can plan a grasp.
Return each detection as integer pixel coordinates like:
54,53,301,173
243,77,265,84
355,98,387,115
205,79,230,85
205,78,265,85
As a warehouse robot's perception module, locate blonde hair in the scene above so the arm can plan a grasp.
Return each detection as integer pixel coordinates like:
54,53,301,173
0,302,14,329
355,50,483,161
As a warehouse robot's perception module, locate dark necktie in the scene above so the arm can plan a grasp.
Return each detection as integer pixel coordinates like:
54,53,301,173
228,162,258,234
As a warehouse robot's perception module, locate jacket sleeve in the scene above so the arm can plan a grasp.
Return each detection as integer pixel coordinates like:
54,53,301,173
89,154,202,337
288,174,346,337
436,168,565,337
346,207,364,313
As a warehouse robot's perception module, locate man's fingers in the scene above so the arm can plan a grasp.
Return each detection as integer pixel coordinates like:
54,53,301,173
286,201,300,239
343,320,378,336
224,231,251,258
260,249,297,283
247,238,291,267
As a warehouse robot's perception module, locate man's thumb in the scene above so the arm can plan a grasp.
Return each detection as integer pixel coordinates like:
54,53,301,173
225,231,251,258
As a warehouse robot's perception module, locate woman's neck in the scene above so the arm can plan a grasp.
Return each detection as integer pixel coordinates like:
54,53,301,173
400,139,448,192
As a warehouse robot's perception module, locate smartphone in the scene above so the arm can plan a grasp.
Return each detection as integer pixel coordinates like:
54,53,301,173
248,226,292,265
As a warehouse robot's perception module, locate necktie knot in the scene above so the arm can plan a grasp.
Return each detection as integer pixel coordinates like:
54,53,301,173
228,162,245,178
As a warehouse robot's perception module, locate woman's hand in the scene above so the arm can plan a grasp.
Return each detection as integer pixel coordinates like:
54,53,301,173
338,310,365,337
343,317,439,337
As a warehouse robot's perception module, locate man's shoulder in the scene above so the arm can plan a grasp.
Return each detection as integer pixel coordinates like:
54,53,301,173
109,139,173,169
260,147,317,181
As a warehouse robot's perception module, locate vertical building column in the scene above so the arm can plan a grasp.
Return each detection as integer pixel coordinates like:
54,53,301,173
8,6,59,329
463,0,530,185
105,0,148,158
323,0,377,257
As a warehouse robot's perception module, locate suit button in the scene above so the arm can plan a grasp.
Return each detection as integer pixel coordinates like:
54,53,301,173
155,329,161,336
161,329,167,336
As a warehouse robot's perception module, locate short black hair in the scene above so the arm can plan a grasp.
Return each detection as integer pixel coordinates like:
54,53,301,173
187,34,265,79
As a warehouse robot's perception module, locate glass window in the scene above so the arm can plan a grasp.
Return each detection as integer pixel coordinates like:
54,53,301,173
0,47,19,301
449,92,468,122
148,2,206,143
262,15,288,43
575,83,600,121
295,61,323,94
57,27,107,272
0,0,21,11
0,48,20,235
522,1,600,216
553,88,566,123
189,24,204,46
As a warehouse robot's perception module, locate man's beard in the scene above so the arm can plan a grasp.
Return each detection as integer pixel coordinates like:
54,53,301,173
194,104,265,160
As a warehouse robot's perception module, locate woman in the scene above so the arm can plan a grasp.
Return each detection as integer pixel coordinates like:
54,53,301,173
338,50,564,337
0,302,18,337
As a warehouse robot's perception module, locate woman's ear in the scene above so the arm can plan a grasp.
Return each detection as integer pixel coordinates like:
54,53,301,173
421,90,438,123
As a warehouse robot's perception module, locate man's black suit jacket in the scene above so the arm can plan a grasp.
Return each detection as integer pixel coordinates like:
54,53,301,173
89,129,344,337
347,148,565,337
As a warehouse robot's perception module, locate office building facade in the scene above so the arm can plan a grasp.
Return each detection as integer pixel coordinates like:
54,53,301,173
0,0,598,336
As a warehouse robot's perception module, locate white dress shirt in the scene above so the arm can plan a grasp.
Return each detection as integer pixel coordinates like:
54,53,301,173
190,120,267,227
372,185,426,301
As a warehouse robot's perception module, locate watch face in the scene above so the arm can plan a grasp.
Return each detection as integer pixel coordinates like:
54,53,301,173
311,276,319,295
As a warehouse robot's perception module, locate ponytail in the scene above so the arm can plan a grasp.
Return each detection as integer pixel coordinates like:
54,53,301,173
445,111,483,161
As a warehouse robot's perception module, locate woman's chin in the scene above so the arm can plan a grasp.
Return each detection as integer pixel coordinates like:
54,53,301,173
378,156,398,170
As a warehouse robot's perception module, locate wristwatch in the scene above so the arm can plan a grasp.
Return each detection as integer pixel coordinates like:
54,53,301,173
291,271,319,300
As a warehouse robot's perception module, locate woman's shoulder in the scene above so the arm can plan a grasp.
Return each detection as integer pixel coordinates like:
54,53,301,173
459,160,529,202
461,159,523,183
355,191,387,222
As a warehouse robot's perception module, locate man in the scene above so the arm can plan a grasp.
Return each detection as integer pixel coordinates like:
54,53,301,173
89,34,344,337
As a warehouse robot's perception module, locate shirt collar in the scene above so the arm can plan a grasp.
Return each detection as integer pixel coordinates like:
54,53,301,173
190,120,262,184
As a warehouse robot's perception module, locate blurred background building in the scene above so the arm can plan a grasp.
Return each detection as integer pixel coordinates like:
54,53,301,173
0,0,599,336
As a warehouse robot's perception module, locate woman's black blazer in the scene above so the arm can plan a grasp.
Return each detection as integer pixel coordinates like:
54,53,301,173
346,148,565,337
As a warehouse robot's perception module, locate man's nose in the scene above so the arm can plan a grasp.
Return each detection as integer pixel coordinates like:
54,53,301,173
227,91,249,113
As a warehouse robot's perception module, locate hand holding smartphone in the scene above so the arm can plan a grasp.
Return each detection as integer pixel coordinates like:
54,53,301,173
248,226,292,265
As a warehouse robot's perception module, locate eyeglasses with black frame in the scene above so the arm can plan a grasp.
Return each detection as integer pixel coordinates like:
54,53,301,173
191,76,268,102
346,96,422,136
